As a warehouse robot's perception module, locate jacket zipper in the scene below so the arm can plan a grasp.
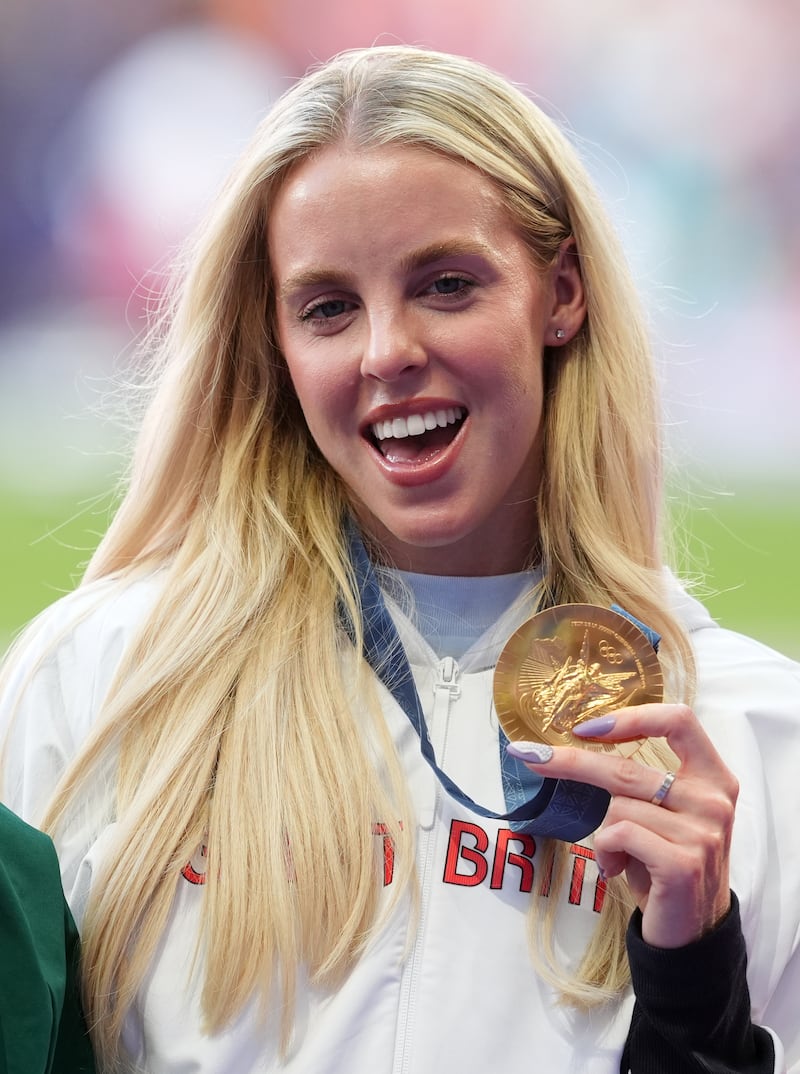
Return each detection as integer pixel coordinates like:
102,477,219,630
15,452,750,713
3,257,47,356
392,657,462,1074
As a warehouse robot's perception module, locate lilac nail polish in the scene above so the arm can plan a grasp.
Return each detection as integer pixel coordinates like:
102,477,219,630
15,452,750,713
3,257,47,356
505,741,554,764
572,714,617,738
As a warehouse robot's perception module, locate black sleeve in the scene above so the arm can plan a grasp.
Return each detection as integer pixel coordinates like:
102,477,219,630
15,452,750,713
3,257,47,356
621,892,775,1074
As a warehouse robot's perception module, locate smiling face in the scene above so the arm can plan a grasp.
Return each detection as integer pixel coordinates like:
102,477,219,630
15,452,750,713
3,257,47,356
269,143,584,575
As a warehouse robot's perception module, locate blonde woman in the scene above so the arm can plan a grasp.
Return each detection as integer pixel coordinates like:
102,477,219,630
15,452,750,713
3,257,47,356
1,45,798,1073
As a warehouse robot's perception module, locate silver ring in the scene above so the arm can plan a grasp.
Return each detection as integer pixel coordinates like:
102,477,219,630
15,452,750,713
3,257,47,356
650,770,676,806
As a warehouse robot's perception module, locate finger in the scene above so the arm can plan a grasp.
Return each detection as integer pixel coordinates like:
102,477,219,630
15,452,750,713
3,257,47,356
603,792,716,840
594,849,628,882
594,818,731,946
507,740,679,804
603,775,736,852
572,702,727,773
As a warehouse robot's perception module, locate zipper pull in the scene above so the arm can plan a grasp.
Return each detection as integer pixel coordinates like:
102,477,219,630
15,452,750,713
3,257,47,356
419,657,461,830
434,656,462,701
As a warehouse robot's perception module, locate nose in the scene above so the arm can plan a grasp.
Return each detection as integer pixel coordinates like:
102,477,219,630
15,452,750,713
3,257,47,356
360,306,428,382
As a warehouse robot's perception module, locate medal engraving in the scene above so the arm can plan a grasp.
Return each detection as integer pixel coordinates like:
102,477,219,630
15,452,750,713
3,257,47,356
494,605,663,757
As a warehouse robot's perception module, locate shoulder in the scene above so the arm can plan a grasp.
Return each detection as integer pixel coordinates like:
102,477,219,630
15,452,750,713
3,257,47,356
664,569,800,847
14,570,164,654
0,571,166,821
693,624,800,707
3,571,166,690
1,568,167,722
664,570,800,708
666,574,800,995
0,803,65,926
688,616,800,803
0,800,58,874
669,575,800,776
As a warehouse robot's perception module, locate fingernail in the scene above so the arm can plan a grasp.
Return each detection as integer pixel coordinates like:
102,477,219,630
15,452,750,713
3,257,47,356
506,741,554,764
597,865,607,882
572,715,617,738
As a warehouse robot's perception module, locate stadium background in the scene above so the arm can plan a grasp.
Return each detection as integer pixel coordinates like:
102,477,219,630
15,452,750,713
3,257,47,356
1,0,797,657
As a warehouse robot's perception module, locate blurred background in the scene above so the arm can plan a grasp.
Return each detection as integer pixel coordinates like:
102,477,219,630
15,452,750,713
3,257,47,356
1,0,798,656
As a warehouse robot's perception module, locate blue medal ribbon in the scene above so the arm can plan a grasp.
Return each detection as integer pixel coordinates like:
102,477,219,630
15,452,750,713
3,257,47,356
342,526,659,843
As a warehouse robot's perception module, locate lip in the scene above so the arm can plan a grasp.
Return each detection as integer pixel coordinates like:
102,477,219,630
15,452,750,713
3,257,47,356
361,397,467,429
361,398,468,488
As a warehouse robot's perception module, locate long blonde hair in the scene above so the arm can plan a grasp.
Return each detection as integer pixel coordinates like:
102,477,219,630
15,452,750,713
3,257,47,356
16,45,690,1065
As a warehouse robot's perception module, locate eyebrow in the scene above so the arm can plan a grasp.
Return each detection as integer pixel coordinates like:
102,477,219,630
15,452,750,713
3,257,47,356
276,267,353,302
398,239,496,273
275,239,497,301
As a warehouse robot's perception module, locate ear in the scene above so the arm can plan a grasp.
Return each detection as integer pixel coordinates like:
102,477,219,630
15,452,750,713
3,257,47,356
546,238,586,346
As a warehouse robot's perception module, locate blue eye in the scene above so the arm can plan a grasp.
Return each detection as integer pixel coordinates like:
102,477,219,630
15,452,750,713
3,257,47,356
428,275,472,297
304,298,351,320
436,277,462,293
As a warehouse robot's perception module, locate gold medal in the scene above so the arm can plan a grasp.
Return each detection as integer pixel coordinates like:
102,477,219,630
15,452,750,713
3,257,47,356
494,604,663,757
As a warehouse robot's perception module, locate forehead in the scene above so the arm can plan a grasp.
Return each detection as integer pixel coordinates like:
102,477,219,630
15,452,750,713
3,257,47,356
267,143,520,274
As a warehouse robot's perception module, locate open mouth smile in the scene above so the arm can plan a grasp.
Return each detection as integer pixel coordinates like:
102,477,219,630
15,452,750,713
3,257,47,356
368,406,466,465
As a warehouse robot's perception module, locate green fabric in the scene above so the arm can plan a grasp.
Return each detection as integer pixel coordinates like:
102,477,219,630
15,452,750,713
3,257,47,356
0,804,95,1074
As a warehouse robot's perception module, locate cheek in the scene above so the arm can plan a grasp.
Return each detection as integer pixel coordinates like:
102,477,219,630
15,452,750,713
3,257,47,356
496,353,545,414
282,345,331,409
284,362,352,448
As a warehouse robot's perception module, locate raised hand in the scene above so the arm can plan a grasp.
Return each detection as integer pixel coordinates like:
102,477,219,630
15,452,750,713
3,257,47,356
507,702,739,948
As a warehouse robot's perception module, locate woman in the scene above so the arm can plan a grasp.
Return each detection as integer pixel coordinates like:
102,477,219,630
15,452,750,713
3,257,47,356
1,45,798,1072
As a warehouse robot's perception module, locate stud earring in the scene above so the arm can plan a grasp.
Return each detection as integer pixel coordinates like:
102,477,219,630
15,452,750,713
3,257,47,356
555,328,566,340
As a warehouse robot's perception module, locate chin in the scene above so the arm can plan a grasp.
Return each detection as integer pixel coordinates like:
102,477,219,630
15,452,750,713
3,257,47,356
358,514,494,575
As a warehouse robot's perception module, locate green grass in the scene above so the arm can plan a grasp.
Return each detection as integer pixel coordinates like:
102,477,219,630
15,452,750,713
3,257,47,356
669,481,799,659
1,479,798,658
1,485,119,649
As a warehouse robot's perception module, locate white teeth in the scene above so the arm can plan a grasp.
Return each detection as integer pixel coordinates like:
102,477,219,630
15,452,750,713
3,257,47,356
371,406,464,441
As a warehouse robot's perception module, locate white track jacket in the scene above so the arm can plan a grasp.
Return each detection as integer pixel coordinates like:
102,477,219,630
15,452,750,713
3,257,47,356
1,572,799,1072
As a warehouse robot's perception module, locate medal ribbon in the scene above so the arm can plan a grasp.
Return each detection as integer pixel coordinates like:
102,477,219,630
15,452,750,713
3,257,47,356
343,526,659,843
